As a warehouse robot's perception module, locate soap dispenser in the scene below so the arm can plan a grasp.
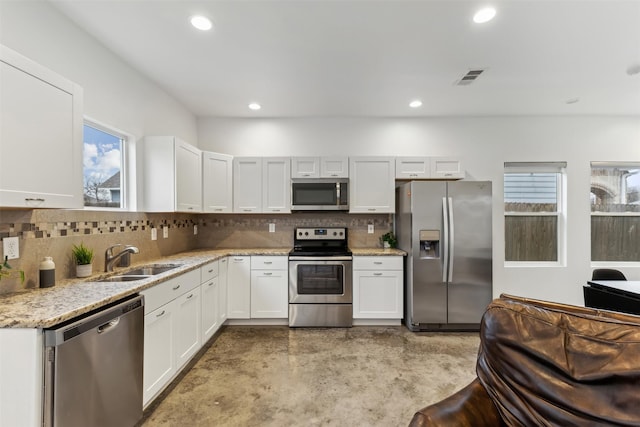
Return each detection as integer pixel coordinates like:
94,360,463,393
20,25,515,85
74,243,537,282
39,256,56,288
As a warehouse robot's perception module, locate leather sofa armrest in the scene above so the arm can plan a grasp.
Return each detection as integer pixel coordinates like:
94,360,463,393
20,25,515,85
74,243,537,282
408,378,504,427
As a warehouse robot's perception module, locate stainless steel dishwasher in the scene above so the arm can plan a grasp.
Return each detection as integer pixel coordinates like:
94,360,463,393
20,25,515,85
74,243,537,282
43,294,144,427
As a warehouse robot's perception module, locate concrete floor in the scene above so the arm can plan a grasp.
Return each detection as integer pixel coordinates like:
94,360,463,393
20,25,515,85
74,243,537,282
141,326,480,427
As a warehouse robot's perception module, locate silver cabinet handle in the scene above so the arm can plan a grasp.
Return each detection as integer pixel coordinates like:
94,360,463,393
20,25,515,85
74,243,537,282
173,285,181,290
264,261,272,265
156,310,166,318
373,272,383,276
264,272,273,276
208,282,214,287
233,258,244,262
208,269,214,273
187,293,193,299
25,198,45,202
374,261,383,265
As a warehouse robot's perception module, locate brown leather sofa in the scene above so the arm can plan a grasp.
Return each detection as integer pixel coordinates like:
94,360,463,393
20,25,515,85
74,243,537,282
409,294,640,426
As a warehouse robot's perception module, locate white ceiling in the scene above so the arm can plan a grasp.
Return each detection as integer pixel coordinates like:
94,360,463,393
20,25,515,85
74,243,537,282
50,0,640,118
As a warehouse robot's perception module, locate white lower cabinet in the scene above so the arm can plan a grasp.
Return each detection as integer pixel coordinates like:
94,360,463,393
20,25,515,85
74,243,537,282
353,256,404,319
141,269,200,406
201,261,221,344
227,256,251,319
250,256,288,318
175,287,201,369
143,300,177,404
219,257,228,324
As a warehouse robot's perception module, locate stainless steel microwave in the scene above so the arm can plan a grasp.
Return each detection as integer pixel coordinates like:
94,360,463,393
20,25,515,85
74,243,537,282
291,178,349,211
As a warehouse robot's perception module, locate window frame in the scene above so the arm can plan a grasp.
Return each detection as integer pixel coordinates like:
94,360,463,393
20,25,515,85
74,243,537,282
504,162,567,267
82,118,134,211
590,161,640,266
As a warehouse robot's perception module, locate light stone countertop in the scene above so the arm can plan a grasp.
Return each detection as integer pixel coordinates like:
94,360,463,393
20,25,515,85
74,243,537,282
0,247,405,329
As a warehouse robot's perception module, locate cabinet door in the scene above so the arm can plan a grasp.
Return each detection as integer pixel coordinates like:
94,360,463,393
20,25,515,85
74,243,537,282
175,139,202,212
320,157,349,178
218,257,228,324
430,157,464,179
353,270,403,319
291,157,319,178
250,269,288,318
203,151,233,213
349,157,396,213
233,157,262,212
396,157,430,179
227,256,251,318
0,46,83,208
262,157,291,213
201,277,220,343
174,287,201,369
143,301,176,405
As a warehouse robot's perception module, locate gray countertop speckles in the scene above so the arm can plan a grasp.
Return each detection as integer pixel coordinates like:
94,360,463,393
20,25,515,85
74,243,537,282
0,247,404,328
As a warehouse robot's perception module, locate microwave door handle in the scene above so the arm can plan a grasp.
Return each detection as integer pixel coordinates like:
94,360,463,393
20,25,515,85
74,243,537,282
336,182,340,205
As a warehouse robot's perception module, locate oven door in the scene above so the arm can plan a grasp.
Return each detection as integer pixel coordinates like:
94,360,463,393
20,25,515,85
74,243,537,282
289,257,353,304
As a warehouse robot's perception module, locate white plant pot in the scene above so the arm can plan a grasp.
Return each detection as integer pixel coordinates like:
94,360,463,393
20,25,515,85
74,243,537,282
383,241,391,249
76,263,92,278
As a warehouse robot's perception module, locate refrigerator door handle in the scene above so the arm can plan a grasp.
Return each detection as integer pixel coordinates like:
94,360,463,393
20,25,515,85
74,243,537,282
448,197,455,282
442,197,449,283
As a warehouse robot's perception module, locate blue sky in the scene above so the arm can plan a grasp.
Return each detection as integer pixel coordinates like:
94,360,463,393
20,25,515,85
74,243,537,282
83,125,121,186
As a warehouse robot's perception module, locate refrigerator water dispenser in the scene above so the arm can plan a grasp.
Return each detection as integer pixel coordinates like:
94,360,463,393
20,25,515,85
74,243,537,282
419,230,440,258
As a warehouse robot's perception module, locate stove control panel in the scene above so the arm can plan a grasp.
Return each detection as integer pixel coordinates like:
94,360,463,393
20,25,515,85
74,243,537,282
295,227,347,241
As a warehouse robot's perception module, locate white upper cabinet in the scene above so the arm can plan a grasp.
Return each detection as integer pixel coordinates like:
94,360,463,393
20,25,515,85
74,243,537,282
233,157,262,213
0,45,83,209
349,157,396,213
234,157,290,213
262,157,291,213
320,157,349,178
292,156,349,178
203,151,233,213
430,157,465,179
140,136,202,212
291,157,319,178
396,157,430,179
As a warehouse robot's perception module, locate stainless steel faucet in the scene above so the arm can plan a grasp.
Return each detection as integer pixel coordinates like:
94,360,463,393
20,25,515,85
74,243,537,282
105,244,140,272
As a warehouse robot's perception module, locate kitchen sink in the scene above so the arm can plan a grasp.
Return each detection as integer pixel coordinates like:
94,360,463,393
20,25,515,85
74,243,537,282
121,264,181,276
97,264,182,282
98,275,151,282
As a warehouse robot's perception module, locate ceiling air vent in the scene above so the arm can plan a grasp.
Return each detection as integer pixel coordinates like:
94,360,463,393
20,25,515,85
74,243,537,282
455,68,486,86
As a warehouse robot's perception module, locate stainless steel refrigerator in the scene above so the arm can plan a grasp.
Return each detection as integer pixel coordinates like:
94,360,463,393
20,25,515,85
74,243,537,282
396,181,492,331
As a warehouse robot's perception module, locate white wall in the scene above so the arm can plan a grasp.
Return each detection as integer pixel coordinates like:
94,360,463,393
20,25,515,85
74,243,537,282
0,1,197,144
199,116,640,305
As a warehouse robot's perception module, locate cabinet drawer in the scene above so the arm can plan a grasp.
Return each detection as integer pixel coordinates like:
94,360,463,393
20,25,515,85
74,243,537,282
251,256,287,270
353,256,403,271
141,269,200,314
201,260,219,283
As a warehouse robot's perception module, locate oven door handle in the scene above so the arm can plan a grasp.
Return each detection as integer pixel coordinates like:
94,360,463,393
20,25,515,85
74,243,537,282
288,256,353,261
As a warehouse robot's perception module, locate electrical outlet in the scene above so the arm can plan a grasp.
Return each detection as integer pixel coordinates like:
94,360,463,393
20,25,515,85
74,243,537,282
194,225,198,235
3,237,19,259
151,228,157,241
368,224,374,234
163,226,169,239
269,223,275,233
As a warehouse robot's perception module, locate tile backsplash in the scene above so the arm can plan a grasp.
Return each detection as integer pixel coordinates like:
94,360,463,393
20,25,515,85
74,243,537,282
0,209,391,293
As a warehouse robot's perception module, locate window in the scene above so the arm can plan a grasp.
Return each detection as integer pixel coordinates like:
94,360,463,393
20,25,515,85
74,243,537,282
83,122,126,209
590,162,640,262
504,162,566,263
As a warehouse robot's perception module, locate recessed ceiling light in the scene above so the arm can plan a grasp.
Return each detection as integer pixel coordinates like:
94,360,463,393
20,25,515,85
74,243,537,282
190,15,212,31
473,7,496,24
627,63,640,76
565,97,580,104
248,103,261,111
409,100,423,108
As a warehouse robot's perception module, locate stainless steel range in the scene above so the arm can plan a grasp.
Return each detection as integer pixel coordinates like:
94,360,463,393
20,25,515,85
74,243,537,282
289,227,353,327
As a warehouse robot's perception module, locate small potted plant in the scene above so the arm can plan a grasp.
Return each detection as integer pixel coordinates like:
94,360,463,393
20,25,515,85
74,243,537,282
380,231,397,249
0,256,25,283
72,243,94,278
